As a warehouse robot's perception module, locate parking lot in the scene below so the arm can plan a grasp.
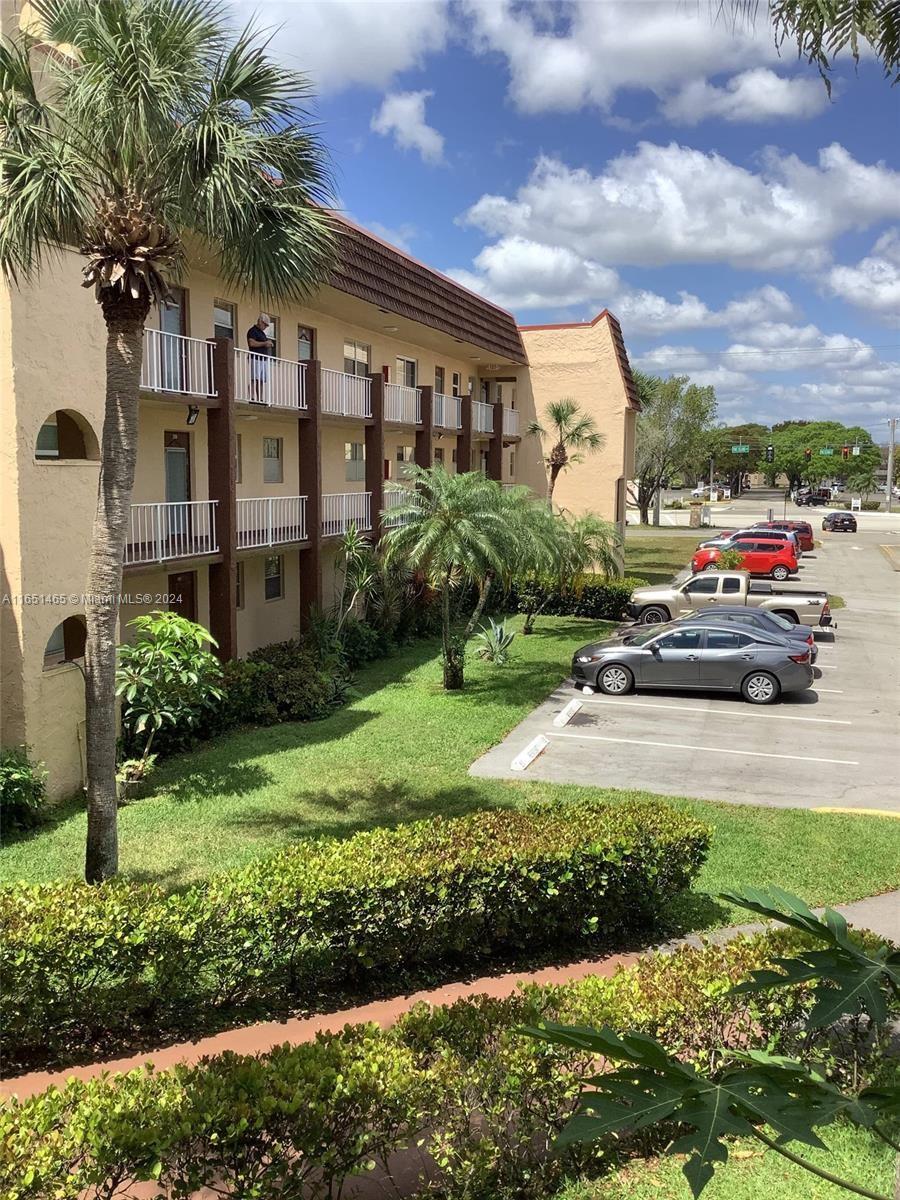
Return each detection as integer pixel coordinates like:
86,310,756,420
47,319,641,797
470,527,900,813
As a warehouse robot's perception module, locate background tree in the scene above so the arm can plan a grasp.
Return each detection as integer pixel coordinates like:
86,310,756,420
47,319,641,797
764,422,879,491
764,0,900,88
703,423,770,496
0,0,336,881
527,398,605,506
630,373,718,524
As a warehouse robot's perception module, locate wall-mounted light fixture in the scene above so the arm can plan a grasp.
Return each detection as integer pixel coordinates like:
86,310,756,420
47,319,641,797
186,405,200,426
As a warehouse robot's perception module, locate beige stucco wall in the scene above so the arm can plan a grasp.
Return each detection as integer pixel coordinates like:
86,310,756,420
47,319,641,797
235,414,300,499
237,550,302,655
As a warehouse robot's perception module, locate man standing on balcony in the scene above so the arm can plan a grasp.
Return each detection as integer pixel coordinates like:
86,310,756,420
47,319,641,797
247,313,274,403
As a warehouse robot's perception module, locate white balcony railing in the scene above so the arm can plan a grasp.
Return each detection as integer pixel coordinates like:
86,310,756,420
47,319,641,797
140,328,216,398
384,383,421,424
502,407,519,437
237,496,308,549
473,400,494,434
382,487,416,528
433,393,463,430
234,350,306,410
125,500,218,565
321,369,372,418
322,491,372,536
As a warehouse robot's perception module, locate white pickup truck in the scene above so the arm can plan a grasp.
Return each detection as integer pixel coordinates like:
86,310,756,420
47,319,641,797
626,570,832,628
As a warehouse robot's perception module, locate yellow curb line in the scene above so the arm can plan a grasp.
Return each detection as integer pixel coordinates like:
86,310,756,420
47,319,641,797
877,544,900,571
813,806,900,819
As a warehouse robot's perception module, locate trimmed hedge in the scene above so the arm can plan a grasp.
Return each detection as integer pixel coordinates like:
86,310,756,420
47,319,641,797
0,931,815,1200
509,576,649,622
0,800,708,1071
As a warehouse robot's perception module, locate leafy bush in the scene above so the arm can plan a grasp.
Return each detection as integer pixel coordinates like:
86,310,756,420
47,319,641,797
0,747,47,836
860,500,882,511
338,613,393,667
474,617,516,663
0,800,709,1069
714,548,745,570
246,638,343,721
1,932,819,1200
509,576,648,622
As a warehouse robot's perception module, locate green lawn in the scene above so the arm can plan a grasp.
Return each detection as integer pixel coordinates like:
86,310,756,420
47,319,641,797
624,534,696,584
5,616,898,931
560,1124,895,1200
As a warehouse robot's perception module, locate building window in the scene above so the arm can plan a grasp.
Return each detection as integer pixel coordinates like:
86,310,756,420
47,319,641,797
435,366,445,394
496,383,503,403
235,561,245,610
434,446,445,464
396,356,417,387
264,554,283,601
468,375,476,396
344,339,371,377
35,410,98,461
298,325,315,361
480,449,489,473
509,450,515,476
451,372,461,397
266,316,278,357
43,616,86,669
213,300,235,341
396,445,414,478
235,433,242,484
451,447,458,465
35,419,59,459
263,436,283,484
345,441,365,482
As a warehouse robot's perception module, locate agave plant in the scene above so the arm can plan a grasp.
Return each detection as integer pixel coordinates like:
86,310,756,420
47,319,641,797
474,618,516,665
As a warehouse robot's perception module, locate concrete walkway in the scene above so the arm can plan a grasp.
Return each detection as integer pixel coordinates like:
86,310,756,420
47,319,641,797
4,889,896,1103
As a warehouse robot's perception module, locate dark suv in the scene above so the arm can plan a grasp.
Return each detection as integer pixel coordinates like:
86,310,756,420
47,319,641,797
822,511,857,532
752,520,814,552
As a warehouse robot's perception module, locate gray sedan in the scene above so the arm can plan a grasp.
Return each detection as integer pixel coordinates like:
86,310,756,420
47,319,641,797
571,622,814,705
669,605,818,664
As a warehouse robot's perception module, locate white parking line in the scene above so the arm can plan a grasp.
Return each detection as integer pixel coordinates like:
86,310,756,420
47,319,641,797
815,688,844,694
571,696,850,725
547,730,859,767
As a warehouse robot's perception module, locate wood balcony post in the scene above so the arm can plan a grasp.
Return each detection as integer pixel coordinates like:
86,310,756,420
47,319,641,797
207,337,237,661
459,394,474,474
487,398,504,480
300,360,323,626
415,386,434,469
366,373,385,537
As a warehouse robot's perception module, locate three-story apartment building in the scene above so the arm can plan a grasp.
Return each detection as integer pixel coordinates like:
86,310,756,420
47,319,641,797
1,215,639,798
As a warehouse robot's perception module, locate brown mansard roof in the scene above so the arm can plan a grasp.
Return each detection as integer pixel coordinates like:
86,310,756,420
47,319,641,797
330,215,527,365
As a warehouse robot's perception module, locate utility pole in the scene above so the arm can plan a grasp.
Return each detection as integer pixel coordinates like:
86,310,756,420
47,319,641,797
887,418,897,514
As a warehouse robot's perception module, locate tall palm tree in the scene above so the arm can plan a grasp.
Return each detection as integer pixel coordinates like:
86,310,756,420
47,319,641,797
0,0,336,882
526,398,605,506
519,512,621,635
382,468,544,690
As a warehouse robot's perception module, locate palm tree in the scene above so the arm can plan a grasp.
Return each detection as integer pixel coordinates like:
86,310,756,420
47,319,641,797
526,398,605,506
520,512,621,635
382,468,544,689
0,0,336,882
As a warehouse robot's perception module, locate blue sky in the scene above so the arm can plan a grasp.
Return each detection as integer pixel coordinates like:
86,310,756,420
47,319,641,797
238,1,899,435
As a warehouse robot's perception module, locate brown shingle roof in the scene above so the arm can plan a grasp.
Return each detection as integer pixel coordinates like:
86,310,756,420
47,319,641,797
329,216,526,364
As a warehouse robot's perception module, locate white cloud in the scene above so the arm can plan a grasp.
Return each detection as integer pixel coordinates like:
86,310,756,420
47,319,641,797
615,285,797,335
371,90,445,164
232,1,449,92
365,221,419,253
662,69,829,125
447,237,618,310
827,230,900,321
460,0,778,115
460,143,900,271
724,325,875,371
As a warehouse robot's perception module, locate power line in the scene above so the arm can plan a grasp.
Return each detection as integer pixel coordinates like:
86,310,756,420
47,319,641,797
636,345,900,359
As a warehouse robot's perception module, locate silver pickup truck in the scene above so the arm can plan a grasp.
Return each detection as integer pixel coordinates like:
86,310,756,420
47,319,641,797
626,570,832,628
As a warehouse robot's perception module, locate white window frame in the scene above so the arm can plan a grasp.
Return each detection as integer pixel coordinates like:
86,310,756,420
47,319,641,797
451,372,462,397
396,356,417,388
213,299,235,341
343,339,371,378
263,436,283,484
345,441,365,482
435,366,445,393
264,554,284,602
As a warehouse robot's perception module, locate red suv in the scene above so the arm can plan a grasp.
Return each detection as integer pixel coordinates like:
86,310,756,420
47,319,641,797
752,519,814,552
691,538,798,580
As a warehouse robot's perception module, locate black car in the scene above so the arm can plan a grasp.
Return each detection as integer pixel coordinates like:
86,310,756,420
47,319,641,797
822,511,857,532
796,489,832,507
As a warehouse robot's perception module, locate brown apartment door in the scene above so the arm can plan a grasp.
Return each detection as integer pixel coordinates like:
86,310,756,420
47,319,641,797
167,571,197,622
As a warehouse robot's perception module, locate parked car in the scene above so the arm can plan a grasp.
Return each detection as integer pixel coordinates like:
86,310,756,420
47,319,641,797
698,528,801,556
626,570,831,628
692,539,798,580
822,511,858,532
571,622,814,704
670,605,818,663
751,520,814,552
796,488,832,507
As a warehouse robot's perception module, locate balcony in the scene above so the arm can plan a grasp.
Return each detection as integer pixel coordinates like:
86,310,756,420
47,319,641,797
384,383,421,424
473,400,494,434
502,407,520,438
234,350,307,411
322,491,372,536
433,393,463,430
140,329,216,399
125,500,218,566
237,496,308,549
322,369,372,418
382,487,416,528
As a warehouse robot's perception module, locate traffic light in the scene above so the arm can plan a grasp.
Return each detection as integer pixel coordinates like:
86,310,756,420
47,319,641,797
765,444,774,463
804,448,812,461
841,445,850,460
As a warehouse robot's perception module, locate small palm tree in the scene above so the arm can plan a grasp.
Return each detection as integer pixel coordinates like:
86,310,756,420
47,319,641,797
527,398,605,505
383,468,540,689
0,0,336,881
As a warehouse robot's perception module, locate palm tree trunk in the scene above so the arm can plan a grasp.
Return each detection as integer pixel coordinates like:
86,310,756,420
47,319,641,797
441,568,463,690
547,465,560,507
84,297,148,883
463,570,494,642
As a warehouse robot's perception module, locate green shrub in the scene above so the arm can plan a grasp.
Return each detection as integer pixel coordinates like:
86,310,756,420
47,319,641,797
0,748,47,836
247,638,342,721
860,500,882,511
509,576,648,622
0,932,818,1200
338,613,393,667
0,800,709,1069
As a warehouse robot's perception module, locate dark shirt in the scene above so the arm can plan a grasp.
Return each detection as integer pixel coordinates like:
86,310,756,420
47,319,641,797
247,325,272,355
